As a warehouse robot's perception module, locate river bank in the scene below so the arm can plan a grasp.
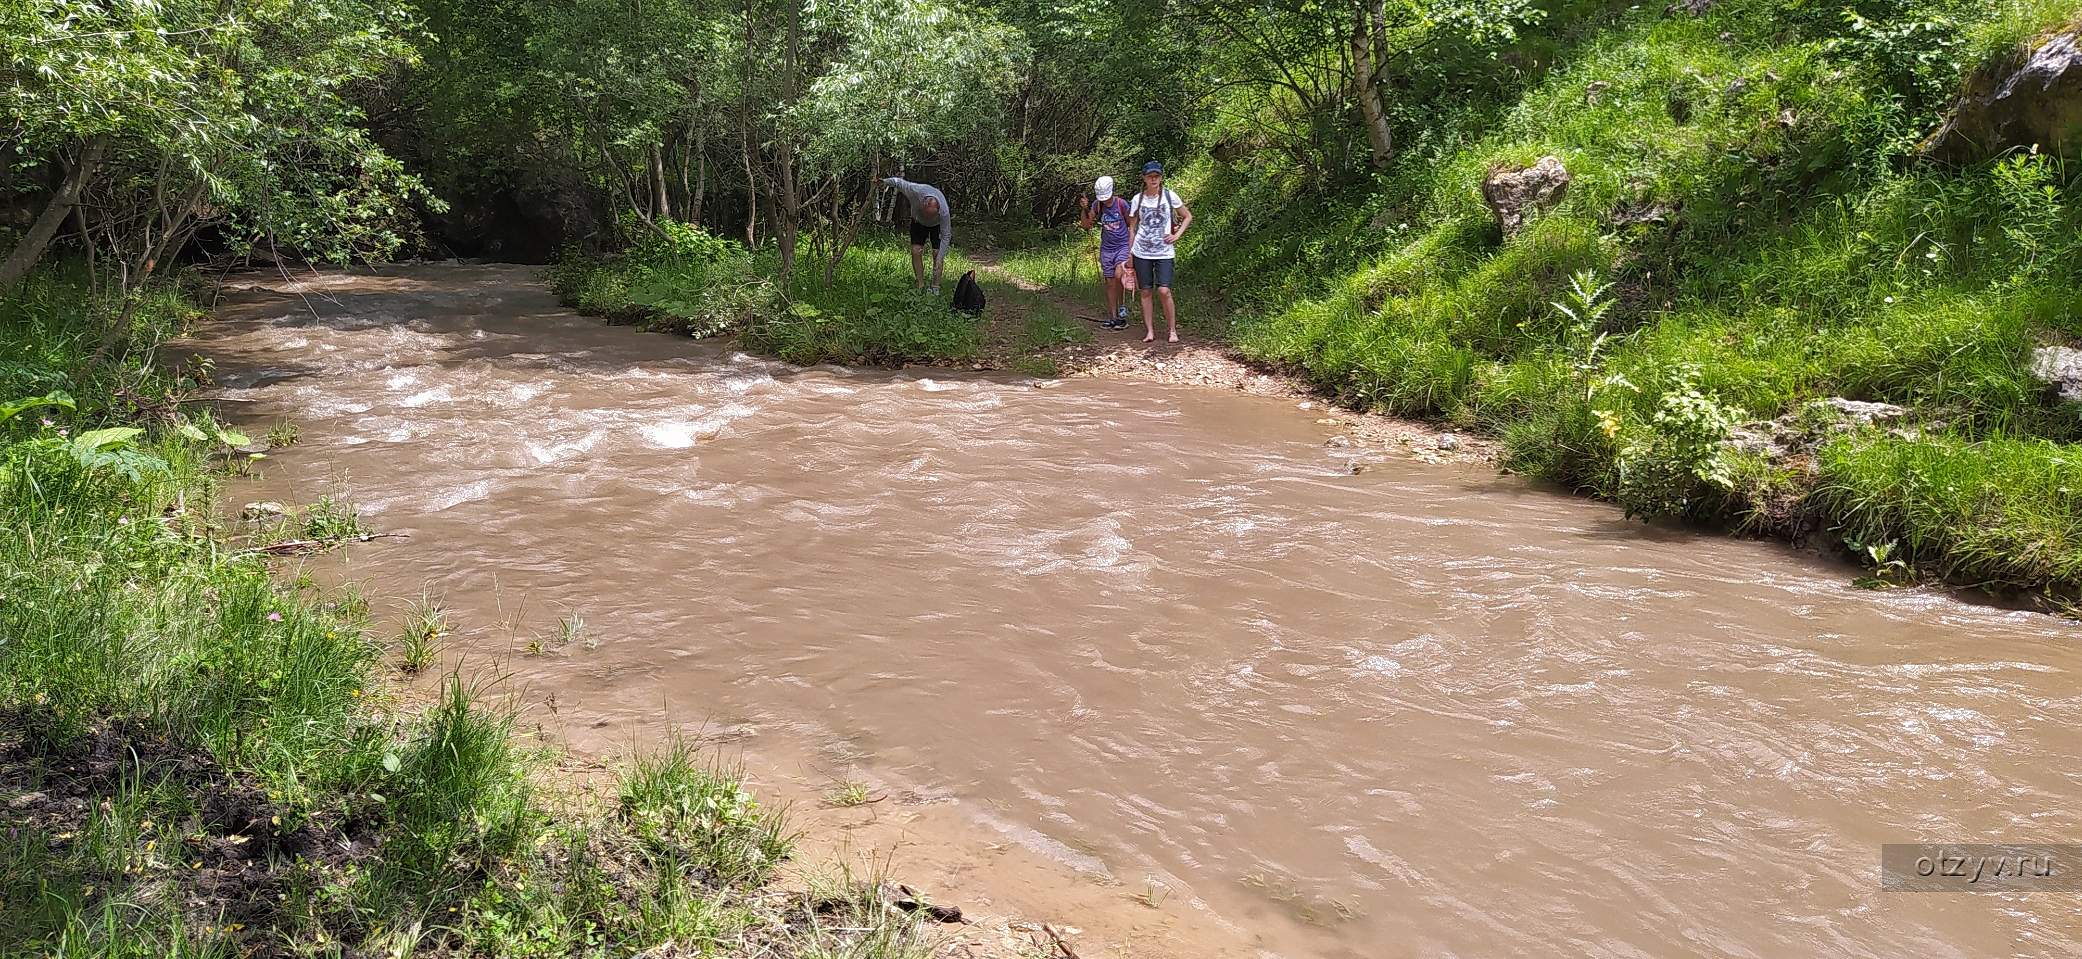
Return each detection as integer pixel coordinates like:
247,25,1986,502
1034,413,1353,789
191,262,2081,959
0,264,1054,959
553,231,2080,614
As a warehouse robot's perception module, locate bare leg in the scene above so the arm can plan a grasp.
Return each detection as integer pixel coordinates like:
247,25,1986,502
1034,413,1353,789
1159,287,1178,342
931,251,945,291
1099,253,1117,317
1141,287,1157,342
910,245,925,289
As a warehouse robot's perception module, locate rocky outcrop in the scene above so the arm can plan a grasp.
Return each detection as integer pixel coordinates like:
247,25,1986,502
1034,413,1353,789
1725,398,1911,462
1925,32,2082,164
2031,345,2082,402
1811,397,1911,425
1482,156,1570,236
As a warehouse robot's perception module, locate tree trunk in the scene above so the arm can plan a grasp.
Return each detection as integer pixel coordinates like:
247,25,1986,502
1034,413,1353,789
692,146,706,230
651,143,673,222
774,0,802,288
1350,0,1393,169
0,138,106,288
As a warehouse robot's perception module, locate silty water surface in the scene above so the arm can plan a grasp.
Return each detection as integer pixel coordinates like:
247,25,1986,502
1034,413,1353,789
193,265,2082,957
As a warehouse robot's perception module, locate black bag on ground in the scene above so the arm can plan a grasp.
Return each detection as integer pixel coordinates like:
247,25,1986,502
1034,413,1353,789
951,270,985,314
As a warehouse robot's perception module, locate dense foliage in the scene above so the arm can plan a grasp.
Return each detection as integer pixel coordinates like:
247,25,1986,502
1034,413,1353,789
4,0,2082,952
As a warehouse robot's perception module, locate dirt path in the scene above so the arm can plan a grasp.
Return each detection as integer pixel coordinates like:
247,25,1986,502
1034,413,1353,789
967,252,1499,467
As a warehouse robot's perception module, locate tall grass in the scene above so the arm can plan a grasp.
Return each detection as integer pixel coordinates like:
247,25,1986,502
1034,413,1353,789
0,264,942,957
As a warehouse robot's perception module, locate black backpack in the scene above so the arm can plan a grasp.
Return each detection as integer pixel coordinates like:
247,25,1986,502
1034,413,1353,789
951,270,985,315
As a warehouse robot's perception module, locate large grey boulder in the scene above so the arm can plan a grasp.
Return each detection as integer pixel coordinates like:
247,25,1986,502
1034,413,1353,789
2031,345,2082,403
1482,156,1570,236
1926,32,2082,163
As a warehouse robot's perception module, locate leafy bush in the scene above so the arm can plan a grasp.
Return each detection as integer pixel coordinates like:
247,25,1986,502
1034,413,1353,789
1609,367,1747,520
555,222,779,337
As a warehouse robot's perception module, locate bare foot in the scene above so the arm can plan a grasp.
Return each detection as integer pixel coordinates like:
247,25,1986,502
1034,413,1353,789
1167,331,1180,343
1142,332,1156,343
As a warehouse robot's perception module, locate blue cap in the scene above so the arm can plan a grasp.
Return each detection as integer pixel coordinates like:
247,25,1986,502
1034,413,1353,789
1142,161,1164,174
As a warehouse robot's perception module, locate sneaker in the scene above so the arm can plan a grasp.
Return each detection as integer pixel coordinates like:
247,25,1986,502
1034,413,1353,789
1103,318,1128,330
929,285,941,296
1115,305,1129,320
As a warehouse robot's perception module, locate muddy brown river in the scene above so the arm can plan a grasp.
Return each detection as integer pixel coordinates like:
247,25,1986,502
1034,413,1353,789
193,265,2082,957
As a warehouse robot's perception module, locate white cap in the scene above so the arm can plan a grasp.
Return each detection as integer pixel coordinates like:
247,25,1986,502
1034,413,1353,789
1094,175,1114,202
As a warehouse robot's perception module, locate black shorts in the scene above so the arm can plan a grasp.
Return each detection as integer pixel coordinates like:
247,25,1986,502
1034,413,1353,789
910,220,944,249
1132,255,1175,289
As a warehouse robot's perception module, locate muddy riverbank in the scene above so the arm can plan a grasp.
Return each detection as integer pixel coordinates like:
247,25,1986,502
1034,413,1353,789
193,264,2082,958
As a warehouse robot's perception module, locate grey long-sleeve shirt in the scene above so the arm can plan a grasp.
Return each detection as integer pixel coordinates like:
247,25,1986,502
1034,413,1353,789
883,177,951,261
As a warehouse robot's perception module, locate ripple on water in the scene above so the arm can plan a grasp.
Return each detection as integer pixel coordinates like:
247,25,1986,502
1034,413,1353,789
639,421,705,449
399,385,456,408
425,479,493,512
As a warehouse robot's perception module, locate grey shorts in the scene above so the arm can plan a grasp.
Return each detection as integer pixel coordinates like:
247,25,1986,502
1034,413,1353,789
1132,255,1174,289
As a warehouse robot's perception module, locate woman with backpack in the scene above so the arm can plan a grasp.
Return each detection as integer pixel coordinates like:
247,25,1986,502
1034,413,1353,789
1127,161,1192,343
1077,175,1133,330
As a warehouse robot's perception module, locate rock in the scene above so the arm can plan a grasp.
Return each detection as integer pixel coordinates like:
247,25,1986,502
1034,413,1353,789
1482,156,1570,235
1725,398,1913,462
1326,435,1352,449
1665,0,1714,15
7,791,46,809
1926,32,2082,164
1725,425,1784,459
2031,345,2082,402
1584,81,1611,104
1611,199,1675,227
884,883,965,923
1810,397,1909,425
242,501,287,520
1436,433,1461,451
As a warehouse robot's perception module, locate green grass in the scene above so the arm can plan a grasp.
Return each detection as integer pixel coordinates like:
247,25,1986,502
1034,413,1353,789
1186,0,2082,597
1815,433,2082,591
396,592,449,675
744,240,985,366
554,226,988,368
822,779,877,808
1,263,952,957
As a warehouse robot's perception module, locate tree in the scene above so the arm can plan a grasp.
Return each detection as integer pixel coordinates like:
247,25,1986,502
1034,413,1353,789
777,0,1025,283
1,0,434,343
1184,0,1542,178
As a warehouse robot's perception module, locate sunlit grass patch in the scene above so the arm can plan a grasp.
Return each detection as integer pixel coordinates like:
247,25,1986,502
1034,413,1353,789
1814,432,2082,593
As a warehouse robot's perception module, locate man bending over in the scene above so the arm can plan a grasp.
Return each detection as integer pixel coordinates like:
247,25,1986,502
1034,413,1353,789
883,176,952,294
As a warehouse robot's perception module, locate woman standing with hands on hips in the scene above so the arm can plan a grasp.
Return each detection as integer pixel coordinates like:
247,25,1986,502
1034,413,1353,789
1127,161,1191,343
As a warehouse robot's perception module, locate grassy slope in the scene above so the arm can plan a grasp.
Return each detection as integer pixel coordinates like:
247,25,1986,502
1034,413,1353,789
0,265,936,957
1172,0,2082,599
